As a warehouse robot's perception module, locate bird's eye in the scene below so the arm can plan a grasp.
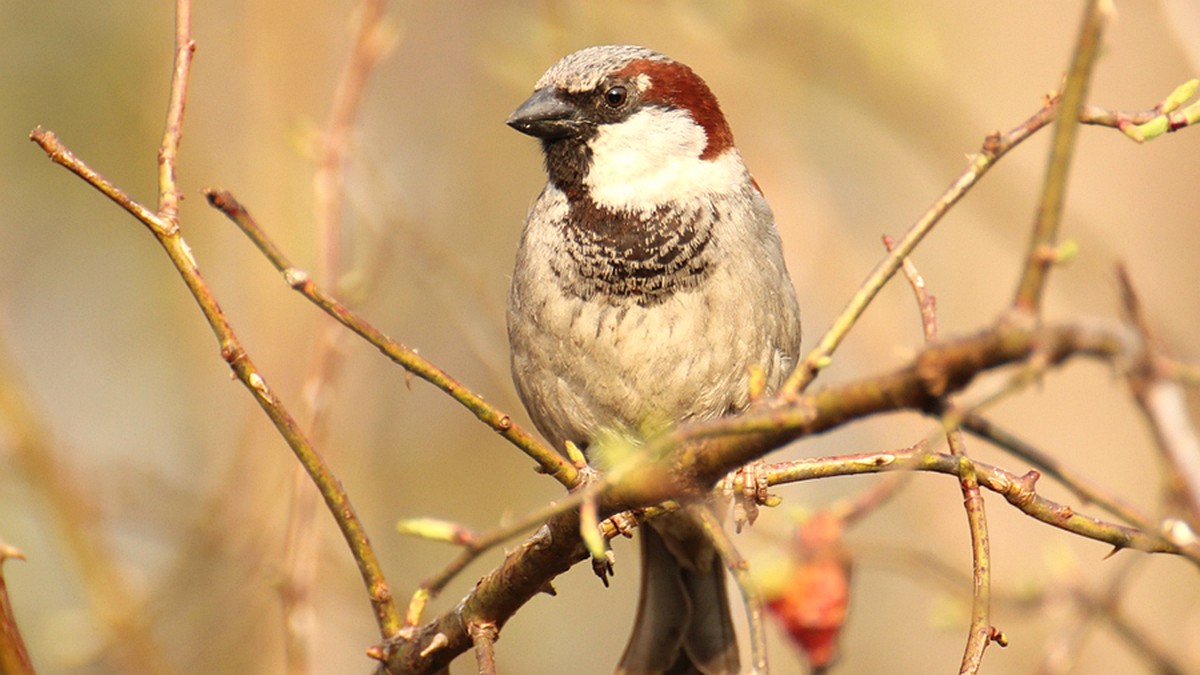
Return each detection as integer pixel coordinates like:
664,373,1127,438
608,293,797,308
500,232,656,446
604,85,628,108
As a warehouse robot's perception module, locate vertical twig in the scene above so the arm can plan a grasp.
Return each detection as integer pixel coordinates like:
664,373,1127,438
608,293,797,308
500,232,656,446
884,236,998,673
689,505,769,674
1012,0,1112,313
952,450,999,673
469,621,499,675
313,0,391,280
157,0,195,224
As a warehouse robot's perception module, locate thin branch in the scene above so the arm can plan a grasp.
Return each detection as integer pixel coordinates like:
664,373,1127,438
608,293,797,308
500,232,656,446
314,0,392,280
31,128,167,234
780,91,1067,396
954,453,996,675
779,33,1193,397
1082,79,1200,142
958,412,1156,535
883,235,938,341
30,95,402,647
203,188,577,487
469,622,499,675
399,462,643,627
1012,0,1112,313
659,322,1131,494
30,125,400,641
156,0,195,224
765,450,1177,557
380,443,1189,673
689,505,769,674
405,480,602,621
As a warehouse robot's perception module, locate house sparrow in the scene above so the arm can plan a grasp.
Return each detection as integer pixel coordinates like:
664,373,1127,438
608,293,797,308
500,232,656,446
506,45,801,674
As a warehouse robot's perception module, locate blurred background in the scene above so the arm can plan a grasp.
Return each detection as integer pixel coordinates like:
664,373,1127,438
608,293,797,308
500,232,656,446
2,1,1199,673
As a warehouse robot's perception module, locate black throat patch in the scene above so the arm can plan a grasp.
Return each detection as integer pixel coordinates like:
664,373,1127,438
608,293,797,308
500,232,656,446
550,194,716,306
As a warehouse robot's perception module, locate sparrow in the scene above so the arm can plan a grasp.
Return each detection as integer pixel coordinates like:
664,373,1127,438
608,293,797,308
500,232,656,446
506,45,802,674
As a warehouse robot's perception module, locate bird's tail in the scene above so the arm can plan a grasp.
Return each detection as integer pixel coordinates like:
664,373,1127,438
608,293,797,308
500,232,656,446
615,519,739,675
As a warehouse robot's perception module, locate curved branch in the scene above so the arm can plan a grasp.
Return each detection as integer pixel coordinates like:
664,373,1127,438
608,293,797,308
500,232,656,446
203,189,577,487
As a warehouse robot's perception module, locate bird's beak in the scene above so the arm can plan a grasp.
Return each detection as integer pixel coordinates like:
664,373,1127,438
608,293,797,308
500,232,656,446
507,88,584,140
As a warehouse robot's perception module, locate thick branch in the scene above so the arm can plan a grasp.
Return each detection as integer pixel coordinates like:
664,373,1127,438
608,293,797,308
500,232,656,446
664,320,1127,491
373,318,1180,674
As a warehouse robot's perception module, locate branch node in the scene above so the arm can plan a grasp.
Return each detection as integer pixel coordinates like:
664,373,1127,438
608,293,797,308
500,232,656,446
247,372,270,399
418,632,450,658
284,268,310,289
365,644,387,662
220,343,246,366
1035,239,1079,265
980,129,1003,159
863,453,896,468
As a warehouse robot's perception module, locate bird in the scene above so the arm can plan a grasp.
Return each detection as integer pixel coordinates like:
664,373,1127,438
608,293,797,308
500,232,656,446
505,45,802,674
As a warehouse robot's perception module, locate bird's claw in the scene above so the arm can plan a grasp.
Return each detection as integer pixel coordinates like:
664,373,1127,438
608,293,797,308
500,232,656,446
722,461,775,532
592,548,616,586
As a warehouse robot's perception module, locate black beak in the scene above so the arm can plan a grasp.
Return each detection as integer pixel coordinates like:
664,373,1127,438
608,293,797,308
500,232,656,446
507,88,584,140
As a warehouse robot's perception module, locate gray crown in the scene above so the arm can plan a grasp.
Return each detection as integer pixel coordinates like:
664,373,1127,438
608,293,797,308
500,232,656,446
534,45,671,93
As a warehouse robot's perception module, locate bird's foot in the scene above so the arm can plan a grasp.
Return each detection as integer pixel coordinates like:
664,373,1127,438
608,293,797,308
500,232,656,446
721,460,778,532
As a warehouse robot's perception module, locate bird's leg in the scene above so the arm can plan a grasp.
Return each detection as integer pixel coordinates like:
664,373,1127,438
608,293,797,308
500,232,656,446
565,441,618,584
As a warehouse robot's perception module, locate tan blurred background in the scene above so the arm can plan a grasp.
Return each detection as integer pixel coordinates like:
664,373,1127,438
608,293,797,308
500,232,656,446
2,1,1199,673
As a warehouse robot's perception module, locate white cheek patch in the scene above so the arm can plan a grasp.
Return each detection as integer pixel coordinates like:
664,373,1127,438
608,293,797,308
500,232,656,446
585,107,746,212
